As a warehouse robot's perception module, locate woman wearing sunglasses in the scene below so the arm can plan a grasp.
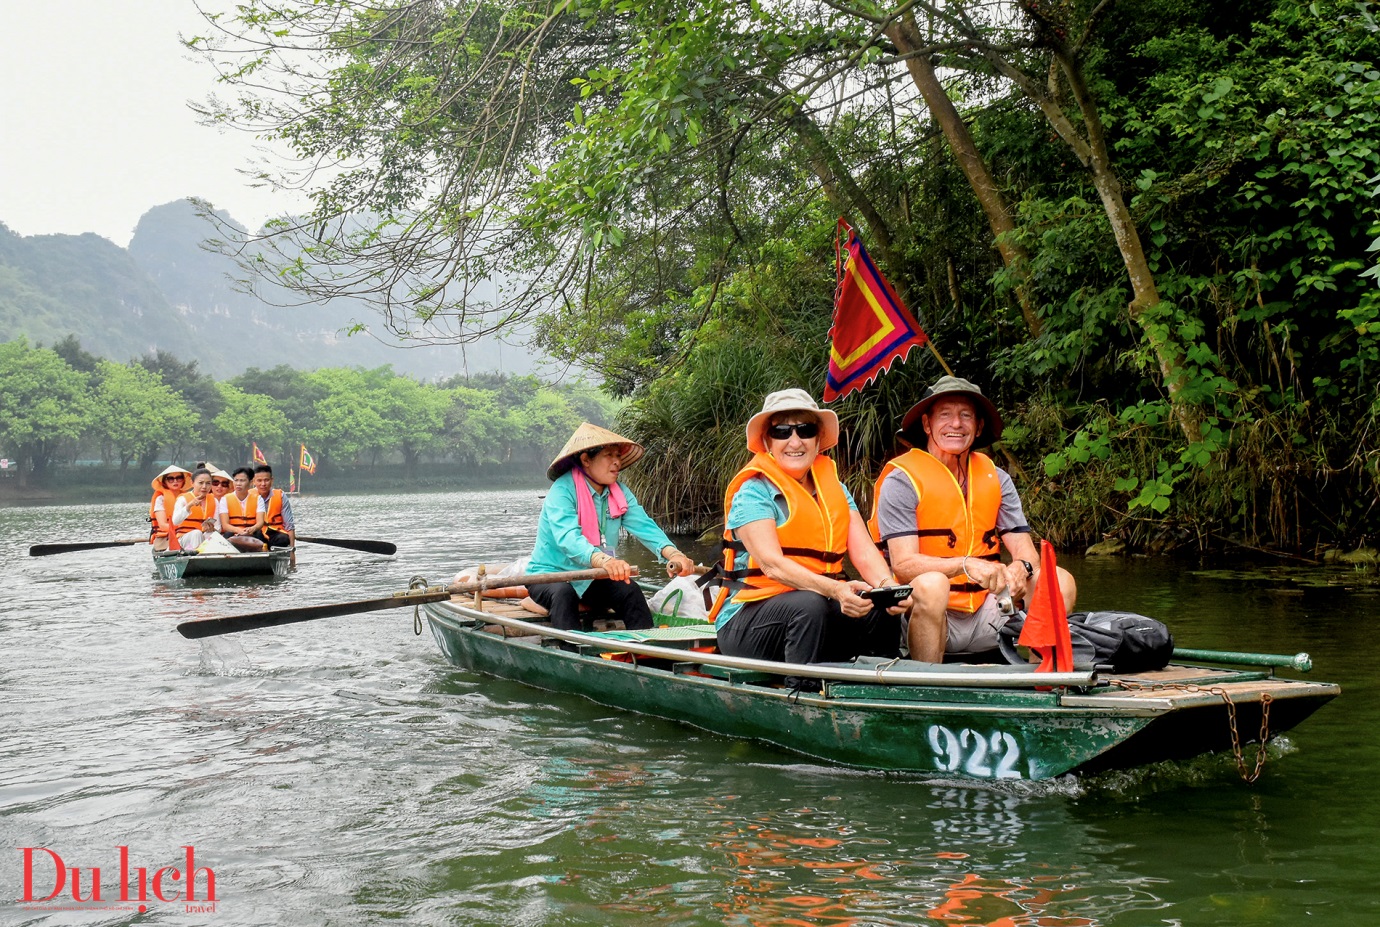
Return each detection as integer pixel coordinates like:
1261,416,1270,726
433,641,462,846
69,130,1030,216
707,389,908,690
148,465,193,551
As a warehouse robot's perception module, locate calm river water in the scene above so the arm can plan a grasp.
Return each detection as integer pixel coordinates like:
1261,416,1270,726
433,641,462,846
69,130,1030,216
2,489,1377,926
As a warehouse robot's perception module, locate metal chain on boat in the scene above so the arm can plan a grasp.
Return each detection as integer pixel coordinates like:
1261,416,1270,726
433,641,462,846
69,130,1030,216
1115,678,1275,782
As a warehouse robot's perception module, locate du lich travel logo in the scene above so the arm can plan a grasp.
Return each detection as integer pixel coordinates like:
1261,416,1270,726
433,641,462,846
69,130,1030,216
15,845,218,914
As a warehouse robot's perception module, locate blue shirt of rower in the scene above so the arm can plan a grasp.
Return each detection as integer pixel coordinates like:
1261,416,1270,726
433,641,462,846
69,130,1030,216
528,469,677,595
714,476,859,630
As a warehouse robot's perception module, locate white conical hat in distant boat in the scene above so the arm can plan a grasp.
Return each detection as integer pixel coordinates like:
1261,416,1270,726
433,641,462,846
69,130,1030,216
546,423,645,481
151,464,192,493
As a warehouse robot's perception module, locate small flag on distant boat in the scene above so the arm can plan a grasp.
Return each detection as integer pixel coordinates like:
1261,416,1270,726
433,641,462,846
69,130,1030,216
300,444,317,475
252,442,268,465
289,468,297,493
1017,540,1074,673
823,219,929,403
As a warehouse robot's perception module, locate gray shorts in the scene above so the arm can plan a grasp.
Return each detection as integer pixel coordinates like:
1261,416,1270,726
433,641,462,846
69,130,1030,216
945,594,1008,653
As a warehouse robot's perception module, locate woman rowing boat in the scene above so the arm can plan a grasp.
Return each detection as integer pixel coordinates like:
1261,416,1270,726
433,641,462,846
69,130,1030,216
523,423,696,631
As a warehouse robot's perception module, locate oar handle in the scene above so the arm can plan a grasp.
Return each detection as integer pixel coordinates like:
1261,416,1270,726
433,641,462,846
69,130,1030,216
175,566,638,639
445,566,639,596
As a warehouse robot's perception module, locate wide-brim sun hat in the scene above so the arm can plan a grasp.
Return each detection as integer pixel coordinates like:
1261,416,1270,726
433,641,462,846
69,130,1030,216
150,464,192,493
898,375,1003,449
547,422,646,481
746,388,840,453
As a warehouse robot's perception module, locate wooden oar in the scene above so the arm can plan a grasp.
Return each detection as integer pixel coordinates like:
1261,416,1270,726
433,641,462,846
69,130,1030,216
175,566,637,639
29,538,147,557
296,535,398,556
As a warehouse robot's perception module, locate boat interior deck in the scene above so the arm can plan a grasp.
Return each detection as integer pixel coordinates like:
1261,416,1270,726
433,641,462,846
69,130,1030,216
440,596,1338,708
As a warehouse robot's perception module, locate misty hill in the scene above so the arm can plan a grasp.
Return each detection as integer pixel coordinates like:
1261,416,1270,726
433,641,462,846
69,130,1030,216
0,200,540,380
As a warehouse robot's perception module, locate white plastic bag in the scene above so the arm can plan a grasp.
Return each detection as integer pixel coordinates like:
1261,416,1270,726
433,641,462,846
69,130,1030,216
196,533,239,554
453,557,530,585
648,574,713,621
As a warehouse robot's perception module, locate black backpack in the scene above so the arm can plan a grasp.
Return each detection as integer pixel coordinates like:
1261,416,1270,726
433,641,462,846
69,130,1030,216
998,610,1175,672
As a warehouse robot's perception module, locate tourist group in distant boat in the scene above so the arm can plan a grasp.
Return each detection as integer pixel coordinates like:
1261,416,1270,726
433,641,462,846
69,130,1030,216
523,375,1078,676
149,462,296,564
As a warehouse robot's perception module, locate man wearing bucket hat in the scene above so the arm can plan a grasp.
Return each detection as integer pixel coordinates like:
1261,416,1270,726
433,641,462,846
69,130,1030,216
868,375,1077,663
706,389,909,690
525,422,697,631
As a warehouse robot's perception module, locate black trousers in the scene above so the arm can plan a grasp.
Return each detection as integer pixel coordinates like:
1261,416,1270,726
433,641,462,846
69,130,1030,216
526,578,653,632
252,528,293,548
716,589,901,672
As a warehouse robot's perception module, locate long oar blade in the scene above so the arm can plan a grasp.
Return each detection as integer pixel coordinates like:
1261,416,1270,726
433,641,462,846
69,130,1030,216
177,590,451,638
30,538,147,557
174,566,633,639
296,535,397,556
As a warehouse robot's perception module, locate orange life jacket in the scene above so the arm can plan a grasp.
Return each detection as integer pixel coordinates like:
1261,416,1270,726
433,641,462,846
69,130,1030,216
175,491,219,538
224,492,260,530
260,489,285,531
706,452,851,622
148,490,181,543
867,448,1002,613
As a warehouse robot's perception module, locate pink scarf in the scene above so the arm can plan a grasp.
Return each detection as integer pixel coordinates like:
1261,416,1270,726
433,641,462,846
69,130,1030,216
572,466,627,548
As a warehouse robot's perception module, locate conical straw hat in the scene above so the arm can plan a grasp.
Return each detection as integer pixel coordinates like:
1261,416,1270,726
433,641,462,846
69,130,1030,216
150,464,192,493
547,422,645,481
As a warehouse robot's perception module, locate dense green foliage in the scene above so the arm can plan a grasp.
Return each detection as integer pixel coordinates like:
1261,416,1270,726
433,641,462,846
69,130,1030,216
0,338,615,485
192,0,1380,552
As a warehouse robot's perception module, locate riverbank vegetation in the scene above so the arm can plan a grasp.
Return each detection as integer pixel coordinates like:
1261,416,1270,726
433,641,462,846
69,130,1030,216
0,335,613,495
179,0,1380,554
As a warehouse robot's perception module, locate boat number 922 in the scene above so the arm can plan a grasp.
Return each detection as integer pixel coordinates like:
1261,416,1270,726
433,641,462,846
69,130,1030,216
926,725,1024,779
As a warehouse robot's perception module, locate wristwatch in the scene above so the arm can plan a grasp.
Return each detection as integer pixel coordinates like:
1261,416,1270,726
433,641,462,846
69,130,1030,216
1018,559,1034,578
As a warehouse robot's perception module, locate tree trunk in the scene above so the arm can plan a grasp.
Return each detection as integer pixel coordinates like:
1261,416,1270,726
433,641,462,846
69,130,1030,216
1053,48,1198,442
787,109,902,272
886,15,1042,338
953,20,1200,443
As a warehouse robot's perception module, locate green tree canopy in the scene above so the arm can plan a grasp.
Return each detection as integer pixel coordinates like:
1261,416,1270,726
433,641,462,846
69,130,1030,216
0,338,93,483
91,361,200,472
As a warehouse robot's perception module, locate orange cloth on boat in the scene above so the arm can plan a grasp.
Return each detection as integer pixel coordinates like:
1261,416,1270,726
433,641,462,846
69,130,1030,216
706,452,850,622
867,448,1001,613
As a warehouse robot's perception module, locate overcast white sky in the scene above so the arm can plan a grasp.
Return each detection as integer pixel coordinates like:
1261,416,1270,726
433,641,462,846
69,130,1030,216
0,0,304,248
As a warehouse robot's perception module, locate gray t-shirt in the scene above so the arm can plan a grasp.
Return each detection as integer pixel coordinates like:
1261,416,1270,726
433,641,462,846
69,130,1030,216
874,466,1029,544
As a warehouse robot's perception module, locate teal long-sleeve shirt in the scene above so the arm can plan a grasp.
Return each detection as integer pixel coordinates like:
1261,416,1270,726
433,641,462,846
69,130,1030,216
527,470,675,595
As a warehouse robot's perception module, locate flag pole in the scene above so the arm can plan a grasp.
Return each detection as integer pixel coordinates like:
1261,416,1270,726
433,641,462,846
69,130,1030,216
927,341,954,377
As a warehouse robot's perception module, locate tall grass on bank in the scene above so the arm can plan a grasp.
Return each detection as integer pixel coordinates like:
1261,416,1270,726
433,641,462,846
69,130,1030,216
622,342,1380,555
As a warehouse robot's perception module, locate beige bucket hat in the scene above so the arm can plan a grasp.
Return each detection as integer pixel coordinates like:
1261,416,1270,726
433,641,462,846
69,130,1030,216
746,388,840,453
547,422,645,481
150,464,192,493
898,375,1003,449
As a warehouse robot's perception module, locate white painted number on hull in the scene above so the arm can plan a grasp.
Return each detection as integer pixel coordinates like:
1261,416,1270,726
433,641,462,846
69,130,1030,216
926,725,1024,779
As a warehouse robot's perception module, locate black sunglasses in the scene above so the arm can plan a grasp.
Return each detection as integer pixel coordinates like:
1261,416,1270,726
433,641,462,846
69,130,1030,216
767,422,820,440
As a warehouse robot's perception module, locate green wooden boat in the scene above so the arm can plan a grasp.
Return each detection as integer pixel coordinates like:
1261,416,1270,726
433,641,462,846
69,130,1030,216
423,597,1339,781
153,547,293,581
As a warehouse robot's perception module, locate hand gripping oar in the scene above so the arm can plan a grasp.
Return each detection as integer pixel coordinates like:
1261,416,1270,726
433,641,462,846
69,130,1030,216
295,535,398,556
175,566,638,639
29,538,148,557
